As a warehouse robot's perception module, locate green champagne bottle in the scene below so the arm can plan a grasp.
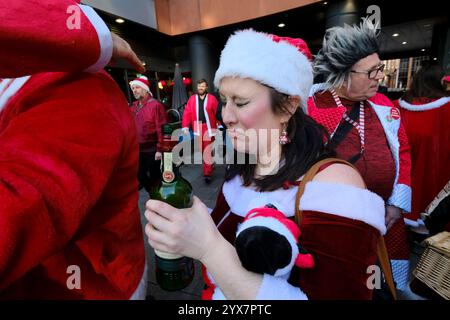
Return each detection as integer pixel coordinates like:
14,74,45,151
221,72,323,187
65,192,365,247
149,124,195,291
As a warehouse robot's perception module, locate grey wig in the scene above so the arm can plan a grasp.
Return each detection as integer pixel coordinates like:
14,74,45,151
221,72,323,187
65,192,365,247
314,18,379,90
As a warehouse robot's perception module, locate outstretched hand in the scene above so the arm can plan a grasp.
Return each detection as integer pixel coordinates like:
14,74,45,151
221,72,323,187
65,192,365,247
109,32,145,73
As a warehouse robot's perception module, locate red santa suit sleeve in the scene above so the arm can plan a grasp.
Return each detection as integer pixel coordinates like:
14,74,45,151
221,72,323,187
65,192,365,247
0,71,144,299
388,119,412,211
370,93,412,213
0,0,112,77
182,95,195,131
209,94,222,128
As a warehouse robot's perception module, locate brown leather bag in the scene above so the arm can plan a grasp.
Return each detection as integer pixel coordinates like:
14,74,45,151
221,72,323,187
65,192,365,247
294,158,397,300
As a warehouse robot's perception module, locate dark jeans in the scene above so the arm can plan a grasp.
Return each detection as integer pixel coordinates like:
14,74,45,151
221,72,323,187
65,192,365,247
138,152,161,193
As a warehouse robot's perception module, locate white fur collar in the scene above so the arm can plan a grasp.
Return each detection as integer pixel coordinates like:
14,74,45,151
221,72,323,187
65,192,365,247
300,181,386,235
222,177,386,235
398,97,450,111
222,176,298,218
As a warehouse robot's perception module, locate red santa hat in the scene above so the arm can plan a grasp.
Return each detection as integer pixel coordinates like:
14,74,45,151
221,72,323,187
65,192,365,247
129,75,152,96
443,75,450,83
236,206,314,277
214,29,313,111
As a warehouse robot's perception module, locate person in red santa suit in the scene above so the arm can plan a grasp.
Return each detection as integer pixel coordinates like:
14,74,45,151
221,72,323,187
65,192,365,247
0,0,147,299
145,29,387,300
129,75,168,193
309,19,412,292
182,79,221,184
395,64,450,232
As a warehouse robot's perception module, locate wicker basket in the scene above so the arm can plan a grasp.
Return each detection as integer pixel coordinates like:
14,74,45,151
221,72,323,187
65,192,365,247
413,231,450,300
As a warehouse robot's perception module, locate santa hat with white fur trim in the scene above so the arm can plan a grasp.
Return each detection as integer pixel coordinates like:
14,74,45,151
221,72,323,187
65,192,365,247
214,29,313,111
129,75,152,96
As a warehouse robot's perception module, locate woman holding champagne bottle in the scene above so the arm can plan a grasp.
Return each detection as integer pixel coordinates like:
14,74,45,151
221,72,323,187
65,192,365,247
145,29,387,300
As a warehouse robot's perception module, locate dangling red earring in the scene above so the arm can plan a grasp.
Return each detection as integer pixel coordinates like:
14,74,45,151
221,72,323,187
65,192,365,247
279,123,290,145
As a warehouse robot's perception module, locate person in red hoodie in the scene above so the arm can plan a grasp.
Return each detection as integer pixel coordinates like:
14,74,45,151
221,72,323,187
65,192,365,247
0,0,147,299
396,64,450,232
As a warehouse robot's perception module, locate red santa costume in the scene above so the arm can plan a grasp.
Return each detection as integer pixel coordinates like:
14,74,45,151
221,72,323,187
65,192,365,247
396,96,450,226
201,29,387,300
0,0,146,299
129,75,167,155
182,92,220,177
129,76,168,191
308,84,412,290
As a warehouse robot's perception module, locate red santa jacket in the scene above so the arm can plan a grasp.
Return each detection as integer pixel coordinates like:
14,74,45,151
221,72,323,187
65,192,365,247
308,84,412,213
0,0,145,299
131,97,168,153
182,93,220,138
396,97,450,226
0,0,112,77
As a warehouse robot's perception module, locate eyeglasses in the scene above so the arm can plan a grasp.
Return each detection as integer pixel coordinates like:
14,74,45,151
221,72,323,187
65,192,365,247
350,64,385,79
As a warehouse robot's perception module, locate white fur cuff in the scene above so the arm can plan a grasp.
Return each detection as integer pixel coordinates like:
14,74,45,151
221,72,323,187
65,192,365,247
80,5,113,73
300,181,387,235
391,259,410,290
388,183,412,213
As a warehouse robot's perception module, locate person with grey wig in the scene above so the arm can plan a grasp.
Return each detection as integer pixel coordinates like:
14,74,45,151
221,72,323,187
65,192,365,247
308,19,412,293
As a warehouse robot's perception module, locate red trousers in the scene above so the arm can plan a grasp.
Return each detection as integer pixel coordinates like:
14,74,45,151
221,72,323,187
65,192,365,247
197,123,214,177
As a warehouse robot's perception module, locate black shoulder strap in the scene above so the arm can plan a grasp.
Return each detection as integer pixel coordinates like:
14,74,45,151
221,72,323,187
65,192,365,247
328,102,362,164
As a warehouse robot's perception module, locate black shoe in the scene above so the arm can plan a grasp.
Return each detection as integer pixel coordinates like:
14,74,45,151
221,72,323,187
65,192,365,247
204,176,212,184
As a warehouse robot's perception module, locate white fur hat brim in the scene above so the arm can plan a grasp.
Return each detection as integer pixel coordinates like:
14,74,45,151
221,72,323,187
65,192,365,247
129,79,151,94
214,29,313,111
